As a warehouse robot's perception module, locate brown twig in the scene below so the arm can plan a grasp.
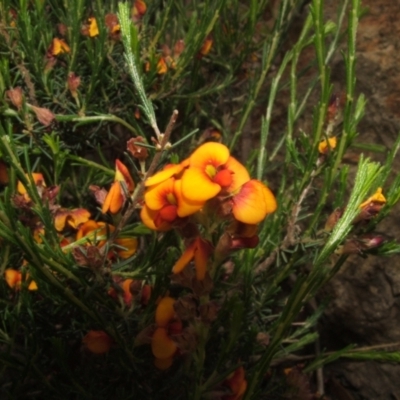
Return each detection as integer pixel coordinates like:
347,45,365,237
255,160,321,275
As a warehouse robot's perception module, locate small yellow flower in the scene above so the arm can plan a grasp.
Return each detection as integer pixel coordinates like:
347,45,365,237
88,17,99,37
318,137,337,154
360,187,386,209
51,38,71,55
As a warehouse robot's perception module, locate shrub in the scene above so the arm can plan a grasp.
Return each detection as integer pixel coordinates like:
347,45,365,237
1,0,400,398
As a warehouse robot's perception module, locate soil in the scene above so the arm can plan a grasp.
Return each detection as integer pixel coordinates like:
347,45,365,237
317,0,400,399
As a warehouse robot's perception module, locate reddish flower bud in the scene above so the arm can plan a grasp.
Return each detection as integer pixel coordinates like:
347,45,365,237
127,137,149,161
67,72,81,99
30,105,55,126
6,87,23,110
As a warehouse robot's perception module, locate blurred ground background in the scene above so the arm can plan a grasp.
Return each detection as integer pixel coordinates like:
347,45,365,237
321,0,400,398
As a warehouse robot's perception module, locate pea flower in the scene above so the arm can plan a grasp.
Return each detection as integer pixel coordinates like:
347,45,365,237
359,187,386,209
181,142,233,202
76,220,138,259
141,176,203,230
87,17,99,37
132,0,147,22
180,142,277,224
318,137,337,154
17,172,46,202
157,57,168,74
151,296,182,369
54,208,91,231
4,269,37,291
102,160,135,214
355,187,386,222
105,13,120,39
82,330,112,354
228,179,277,225
50,38,71,55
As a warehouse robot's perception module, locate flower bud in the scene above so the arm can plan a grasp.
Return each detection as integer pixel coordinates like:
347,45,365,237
6,87,23,110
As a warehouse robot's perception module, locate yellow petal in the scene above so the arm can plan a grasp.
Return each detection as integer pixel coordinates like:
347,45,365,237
114,237,138,259
5,269,21,289
115,160,135,191
140,204,172,231
54,209,69,231
145,164,184,187
145,178,176,210
181,167,221,202
194,238,210,281
174,179,204,217
172,240,197,274
28,279,38,291
67,208,91,229
88,17,99,37
189,142,230,169
360,187,386,208
232,180,277,224
155,297,175,327
318,137,337,154
224,156,250,193
151,328,177,359
102,181,123,214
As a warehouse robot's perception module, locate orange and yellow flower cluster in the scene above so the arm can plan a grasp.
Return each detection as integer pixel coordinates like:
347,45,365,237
142,142,277,230
141,142,277,280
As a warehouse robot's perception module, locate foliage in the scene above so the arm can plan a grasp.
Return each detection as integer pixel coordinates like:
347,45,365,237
1,0,400,399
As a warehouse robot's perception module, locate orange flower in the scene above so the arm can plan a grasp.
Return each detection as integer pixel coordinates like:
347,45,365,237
102,160,135,214
172,236,211,280
222,367,247,400
76,220,137,259
76,220,110,247
142,177,204,230
145,163,186,187
88,17,99,37
114,237,138,259
132,0,147,21
151,297,182,369
50,38,71,55
105,13,120,38
157,57,168,74
17,172,46,202
4,269,37,291
82,330,112,354
54,208,91,231
229,179,277,225
318,137,337,154
181,142,232,202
